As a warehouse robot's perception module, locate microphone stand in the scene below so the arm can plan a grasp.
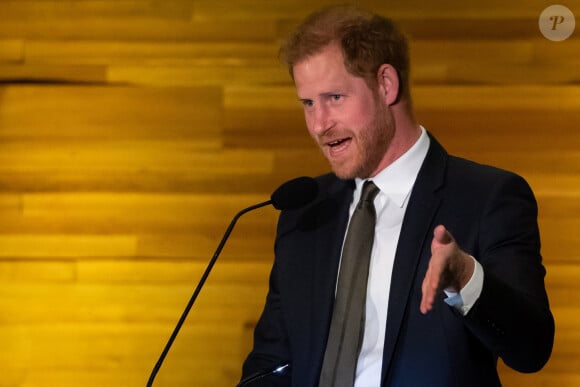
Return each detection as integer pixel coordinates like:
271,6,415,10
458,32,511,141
146,199,273,387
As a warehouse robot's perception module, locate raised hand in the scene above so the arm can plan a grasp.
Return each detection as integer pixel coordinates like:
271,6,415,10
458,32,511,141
420,225,475,314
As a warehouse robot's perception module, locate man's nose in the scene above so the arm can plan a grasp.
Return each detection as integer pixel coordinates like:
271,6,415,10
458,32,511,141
309,104,332,136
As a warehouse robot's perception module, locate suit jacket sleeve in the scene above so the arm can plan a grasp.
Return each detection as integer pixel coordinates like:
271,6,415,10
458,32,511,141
241,255,292,383
458,169,554,372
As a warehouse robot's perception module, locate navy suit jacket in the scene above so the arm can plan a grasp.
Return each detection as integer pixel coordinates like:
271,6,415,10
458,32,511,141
242,135,554,387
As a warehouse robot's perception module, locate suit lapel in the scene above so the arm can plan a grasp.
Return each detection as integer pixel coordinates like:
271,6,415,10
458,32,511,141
380,135,448,384
299,176,354,383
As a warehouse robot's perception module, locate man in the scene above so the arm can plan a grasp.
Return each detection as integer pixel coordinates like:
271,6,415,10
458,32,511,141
241,5,554,387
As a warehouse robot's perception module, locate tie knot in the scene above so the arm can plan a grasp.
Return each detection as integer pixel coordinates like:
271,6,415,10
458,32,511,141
360,180,379,204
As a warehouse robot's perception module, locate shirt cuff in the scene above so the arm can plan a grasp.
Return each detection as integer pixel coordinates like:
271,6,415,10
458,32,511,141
444,256,484,315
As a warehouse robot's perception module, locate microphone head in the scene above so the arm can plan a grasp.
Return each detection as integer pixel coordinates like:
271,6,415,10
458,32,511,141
271,176,318,210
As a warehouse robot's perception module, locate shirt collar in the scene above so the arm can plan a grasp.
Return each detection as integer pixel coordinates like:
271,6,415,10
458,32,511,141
355,126,430,208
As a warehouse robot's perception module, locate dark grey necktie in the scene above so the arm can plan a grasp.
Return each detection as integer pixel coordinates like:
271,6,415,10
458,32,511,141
319,180,380,387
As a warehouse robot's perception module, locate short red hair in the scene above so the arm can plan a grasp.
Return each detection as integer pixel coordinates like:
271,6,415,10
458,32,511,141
279,5,411,98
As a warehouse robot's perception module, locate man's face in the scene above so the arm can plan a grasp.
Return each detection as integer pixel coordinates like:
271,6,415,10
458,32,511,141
293,43,394,179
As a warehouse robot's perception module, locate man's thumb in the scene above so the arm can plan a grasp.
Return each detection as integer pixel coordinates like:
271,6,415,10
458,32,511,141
433,225,453,245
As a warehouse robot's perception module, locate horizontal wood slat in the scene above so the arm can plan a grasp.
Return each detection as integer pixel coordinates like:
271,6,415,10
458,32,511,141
0,64,108,84
0,19,277,42
0,39,23,63
0,1,579,386
0,85,223,139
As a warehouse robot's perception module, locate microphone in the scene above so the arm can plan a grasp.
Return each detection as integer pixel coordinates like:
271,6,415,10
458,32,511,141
270,176,318,210
146,176,318,386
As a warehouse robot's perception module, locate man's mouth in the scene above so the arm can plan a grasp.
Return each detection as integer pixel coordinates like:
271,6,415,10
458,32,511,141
327,137,351,148
324,137,353,158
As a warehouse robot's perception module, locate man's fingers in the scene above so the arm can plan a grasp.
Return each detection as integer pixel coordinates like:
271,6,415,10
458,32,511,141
421,277,438,314
420,258,442,314
420,275,431,314
420,279,433,314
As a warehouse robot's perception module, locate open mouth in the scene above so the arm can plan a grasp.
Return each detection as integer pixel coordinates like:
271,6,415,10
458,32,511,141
325,137,353,158
327,137,351,148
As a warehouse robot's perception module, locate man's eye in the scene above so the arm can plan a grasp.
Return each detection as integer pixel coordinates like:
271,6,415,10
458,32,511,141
332,94,342,101
302,100,314,107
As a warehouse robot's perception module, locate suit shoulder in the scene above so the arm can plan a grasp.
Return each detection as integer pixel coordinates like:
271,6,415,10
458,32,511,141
447,155,528,184
445,155,535,201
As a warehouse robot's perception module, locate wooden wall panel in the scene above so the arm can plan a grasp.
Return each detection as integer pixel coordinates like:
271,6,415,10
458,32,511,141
0,1,579,386
0,39,23,62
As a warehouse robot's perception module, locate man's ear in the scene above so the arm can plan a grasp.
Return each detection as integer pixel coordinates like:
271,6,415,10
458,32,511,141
377,64,400,106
